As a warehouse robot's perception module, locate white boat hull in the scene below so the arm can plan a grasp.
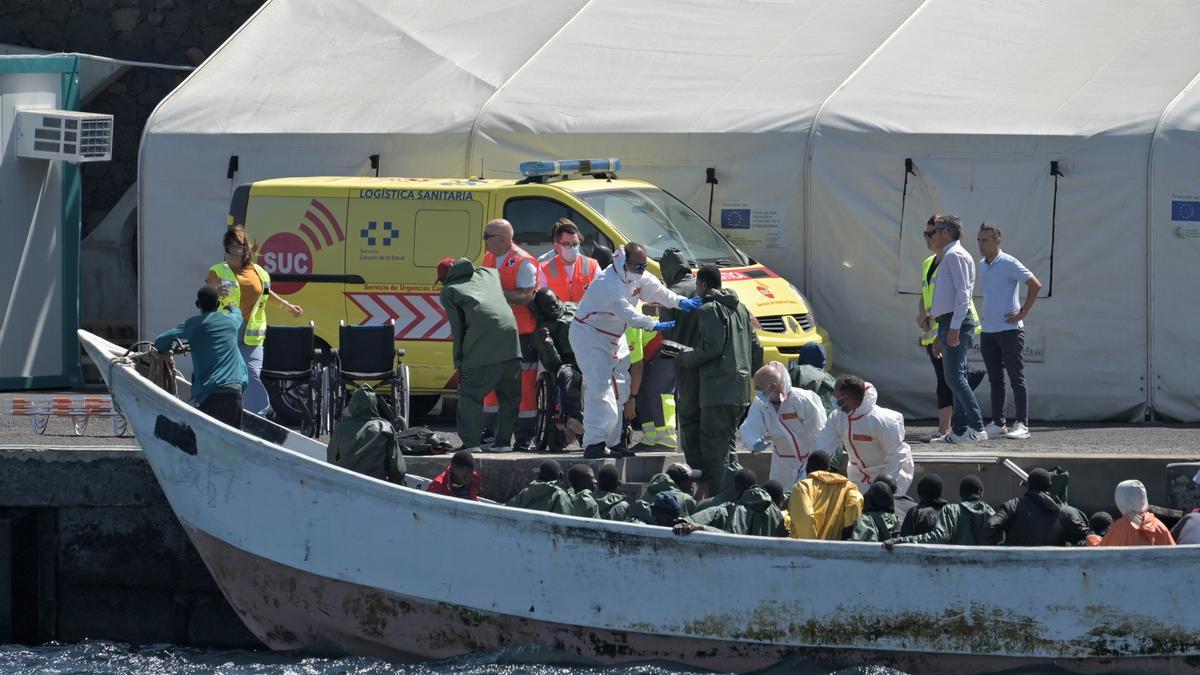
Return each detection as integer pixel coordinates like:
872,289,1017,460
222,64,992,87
80,331,1200,672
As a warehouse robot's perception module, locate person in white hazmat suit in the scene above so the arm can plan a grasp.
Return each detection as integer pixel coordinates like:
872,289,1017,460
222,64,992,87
569,243,701,459
741,361,828,487
815,374,914,496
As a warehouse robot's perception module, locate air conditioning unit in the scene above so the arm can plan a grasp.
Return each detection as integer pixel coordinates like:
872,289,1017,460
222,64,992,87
15,109,113,163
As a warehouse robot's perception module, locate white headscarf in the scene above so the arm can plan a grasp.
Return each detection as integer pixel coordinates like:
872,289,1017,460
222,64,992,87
1114,479,1149,525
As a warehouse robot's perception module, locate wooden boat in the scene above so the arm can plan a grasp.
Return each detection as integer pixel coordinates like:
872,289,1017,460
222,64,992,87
79,330,1200,673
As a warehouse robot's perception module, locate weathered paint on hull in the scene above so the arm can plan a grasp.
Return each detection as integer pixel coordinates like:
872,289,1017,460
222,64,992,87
184,521,1196,674
78,332,1200,672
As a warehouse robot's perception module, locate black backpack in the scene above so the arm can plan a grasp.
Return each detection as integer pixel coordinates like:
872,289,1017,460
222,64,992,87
395,426,453,455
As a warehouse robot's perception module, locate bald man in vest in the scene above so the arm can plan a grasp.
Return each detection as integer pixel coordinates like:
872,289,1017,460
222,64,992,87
538,219,599,304
481,218,541,451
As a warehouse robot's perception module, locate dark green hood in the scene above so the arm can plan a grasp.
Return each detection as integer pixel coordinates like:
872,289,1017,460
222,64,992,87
737,486,774,512
347,385,380,420
643,473,681,496
660,248,693,287
705,287,741,310
442,257,476,284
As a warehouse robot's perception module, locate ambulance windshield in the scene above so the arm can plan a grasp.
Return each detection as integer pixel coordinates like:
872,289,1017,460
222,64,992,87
578,188,746,266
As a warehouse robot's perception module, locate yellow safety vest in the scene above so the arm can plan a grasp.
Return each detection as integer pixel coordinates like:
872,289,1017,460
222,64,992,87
920,255,981,347
210,262,271,346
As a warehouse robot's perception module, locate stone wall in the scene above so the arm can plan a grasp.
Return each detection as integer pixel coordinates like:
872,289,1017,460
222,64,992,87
0,0,265,236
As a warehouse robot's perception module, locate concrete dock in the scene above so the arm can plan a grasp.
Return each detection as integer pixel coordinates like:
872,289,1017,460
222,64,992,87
1,392,1197,648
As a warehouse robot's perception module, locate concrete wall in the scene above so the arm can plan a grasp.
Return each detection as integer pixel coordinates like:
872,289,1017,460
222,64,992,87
0,448,258,646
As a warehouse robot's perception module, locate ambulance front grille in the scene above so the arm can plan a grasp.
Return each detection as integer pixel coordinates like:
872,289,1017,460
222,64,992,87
757,313,814,333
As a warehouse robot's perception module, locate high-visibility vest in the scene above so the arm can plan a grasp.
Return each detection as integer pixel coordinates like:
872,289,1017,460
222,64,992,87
483,245,538,335
210,262,271,346
540,254,597,304
920,254,981,346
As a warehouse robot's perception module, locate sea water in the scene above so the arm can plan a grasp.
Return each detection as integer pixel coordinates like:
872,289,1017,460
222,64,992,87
0,641,907,675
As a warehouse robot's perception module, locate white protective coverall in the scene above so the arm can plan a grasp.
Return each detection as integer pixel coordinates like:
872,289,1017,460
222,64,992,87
569,246,686,447
815,382,914,495
740,374,828,487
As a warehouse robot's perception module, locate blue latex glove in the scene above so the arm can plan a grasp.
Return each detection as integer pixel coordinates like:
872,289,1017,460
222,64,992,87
652,321,676,332
677,296,703,312
751,436,772,453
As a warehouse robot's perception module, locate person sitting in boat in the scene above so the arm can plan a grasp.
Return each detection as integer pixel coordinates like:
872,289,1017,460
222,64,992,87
898,474,949,537
567,464,600,518
762,480,790,534
326,384,406,486
874,473,918,524
850,480,900,542
1172,508,1200,545
593,464,630,521
789,451,864,541
883,475,996,550
426,450,480,501
1085,512,1113,546
987,468,1091,546
740,361,828,488
814,375,914,497
1098,480,1176,547
506,460,573,515
674,469,788,538
153,285,248,429
649,491,683,528
625,463,700,524
531,288,584,447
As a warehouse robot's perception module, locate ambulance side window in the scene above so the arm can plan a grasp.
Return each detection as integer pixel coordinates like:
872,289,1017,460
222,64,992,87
503,197,612,259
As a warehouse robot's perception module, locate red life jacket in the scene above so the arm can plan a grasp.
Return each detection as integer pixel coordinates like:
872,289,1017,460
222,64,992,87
483,245,538,334
540,254,597,304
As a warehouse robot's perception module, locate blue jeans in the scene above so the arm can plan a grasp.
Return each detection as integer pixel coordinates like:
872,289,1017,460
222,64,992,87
239,341,269,415
938,318,983,435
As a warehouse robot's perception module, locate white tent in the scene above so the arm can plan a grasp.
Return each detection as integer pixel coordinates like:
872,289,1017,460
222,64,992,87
140,0,1200,421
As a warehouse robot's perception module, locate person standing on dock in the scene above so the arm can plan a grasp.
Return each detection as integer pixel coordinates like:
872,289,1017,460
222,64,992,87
814,375,914,496
926,213,986,443
976,223,1041,440
481,219,542,451
437,257,522,451
678,265,763,500
154,286,248,429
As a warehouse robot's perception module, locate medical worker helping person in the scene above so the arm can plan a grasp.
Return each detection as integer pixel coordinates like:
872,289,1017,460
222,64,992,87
741,361,827,487
480,219,540,451
926,213,986,443
206,226,303,414
815,375,914,496
569,243,701,459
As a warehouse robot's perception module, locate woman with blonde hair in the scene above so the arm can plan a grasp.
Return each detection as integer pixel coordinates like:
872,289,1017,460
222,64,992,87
205,226,303,414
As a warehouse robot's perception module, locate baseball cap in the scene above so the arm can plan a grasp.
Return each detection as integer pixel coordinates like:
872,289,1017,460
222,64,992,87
666,462,702,481
436,257,456,283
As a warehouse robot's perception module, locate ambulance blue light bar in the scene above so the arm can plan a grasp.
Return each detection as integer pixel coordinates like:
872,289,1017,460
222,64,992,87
519,158,621,178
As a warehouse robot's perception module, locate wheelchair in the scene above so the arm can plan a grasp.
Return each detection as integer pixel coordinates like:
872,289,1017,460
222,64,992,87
532,364,584,453
261,322,326,438
328,319,410,430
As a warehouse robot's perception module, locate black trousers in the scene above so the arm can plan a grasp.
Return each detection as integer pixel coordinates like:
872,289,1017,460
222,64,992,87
980,329,1028,426
200,390,244,429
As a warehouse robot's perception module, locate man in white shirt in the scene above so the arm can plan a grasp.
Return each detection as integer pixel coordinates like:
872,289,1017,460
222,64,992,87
741,361,827,487
927,213,986,443
976,223,1042,440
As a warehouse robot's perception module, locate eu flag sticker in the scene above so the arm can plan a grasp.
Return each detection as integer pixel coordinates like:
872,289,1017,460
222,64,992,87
1171,200,1200,222
720,208,751,229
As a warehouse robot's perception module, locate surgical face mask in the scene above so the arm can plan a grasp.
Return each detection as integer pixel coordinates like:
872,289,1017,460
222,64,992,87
558,242,579,262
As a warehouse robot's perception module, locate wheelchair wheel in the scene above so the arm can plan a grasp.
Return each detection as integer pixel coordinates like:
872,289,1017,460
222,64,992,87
533,371,556,453
326,363,346,425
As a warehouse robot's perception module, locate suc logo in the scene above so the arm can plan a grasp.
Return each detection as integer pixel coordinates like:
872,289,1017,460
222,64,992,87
257,199,344,294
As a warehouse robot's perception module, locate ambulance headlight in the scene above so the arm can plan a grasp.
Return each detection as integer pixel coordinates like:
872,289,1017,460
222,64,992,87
519,158,621,178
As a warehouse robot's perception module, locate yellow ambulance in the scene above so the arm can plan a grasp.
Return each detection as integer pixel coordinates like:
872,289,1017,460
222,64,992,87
229,159,827,416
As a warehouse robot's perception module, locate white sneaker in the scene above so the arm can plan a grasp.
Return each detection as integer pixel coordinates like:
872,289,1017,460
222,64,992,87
485,445,513,453
943,429,987,444
927,430,950,443
1004,422,1031,439
984,422,1008,438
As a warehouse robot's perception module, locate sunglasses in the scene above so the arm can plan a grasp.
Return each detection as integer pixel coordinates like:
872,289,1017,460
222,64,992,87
629,262,647,272
922,230,936,239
